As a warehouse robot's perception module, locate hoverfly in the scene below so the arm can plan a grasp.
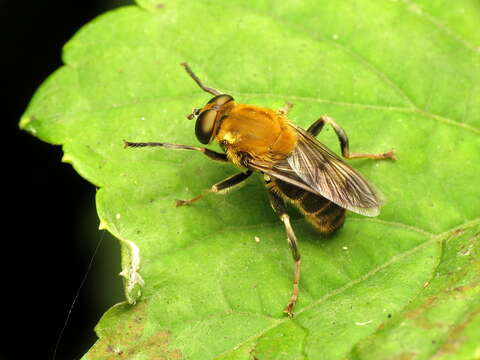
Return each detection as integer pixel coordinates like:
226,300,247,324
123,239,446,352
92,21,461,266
124,63,396,316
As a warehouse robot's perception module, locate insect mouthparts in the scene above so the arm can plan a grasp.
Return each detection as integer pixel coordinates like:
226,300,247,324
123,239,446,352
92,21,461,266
186,108,200,120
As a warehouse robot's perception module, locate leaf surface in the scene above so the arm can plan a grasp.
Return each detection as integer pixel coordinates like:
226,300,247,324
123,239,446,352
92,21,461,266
20,1,480,359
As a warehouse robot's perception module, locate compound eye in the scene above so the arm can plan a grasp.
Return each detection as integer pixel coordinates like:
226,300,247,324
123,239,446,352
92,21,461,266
195,109,217,144
207,94,234,107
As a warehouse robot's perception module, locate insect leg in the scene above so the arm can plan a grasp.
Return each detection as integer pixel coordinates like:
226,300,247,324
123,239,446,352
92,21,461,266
277,102,294,116
267,188,301,317
176,170,252,206
180,62,221,96
124,141,228,162
306,117,326,137
308,116,396,160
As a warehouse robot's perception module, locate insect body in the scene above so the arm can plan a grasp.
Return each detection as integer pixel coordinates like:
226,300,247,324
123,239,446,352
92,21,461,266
125,63,396,316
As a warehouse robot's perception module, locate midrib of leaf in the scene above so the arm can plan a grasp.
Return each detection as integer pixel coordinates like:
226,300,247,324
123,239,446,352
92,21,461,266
213,217,480,358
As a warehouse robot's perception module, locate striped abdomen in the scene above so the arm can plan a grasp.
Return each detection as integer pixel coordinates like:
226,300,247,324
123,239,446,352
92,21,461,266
270,179,346,234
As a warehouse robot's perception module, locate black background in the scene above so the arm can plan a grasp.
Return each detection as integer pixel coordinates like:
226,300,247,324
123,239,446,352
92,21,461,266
3,1,133,359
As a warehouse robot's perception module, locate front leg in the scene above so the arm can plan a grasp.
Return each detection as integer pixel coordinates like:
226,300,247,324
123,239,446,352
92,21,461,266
307,116,396,160
176,170,253,206
277,102,294,116
124,141,228,162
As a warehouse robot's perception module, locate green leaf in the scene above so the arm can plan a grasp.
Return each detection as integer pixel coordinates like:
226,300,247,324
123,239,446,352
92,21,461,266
20,1,480,359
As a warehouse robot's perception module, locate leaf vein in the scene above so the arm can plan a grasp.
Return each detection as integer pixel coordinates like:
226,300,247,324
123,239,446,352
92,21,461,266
400,0,480,55
214,230,435,358
234,92,480,134
213,217,480,357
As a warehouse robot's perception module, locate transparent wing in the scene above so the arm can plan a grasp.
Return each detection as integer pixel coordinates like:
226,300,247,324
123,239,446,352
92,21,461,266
249,125,383,216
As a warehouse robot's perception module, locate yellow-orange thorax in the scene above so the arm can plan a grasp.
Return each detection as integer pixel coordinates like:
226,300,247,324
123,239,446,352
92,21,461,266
214,104,298,167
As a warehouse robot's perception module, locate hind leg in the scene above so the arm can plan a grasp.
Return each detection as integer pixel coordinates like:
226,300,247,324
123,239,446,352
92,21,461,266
307,116,396,160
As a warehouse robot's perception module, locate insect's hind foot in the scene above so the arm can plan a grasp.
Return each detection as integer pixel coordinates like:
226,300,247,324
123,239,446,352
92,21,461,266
175,195,203,207
381,149,397,160
283,295,298,318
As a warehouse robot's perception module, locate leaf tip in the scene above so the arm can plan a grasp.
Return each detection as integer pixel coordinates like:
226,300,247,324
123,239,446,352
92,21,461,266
61,153,74,164
19,115,37,134
98,219,109,230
